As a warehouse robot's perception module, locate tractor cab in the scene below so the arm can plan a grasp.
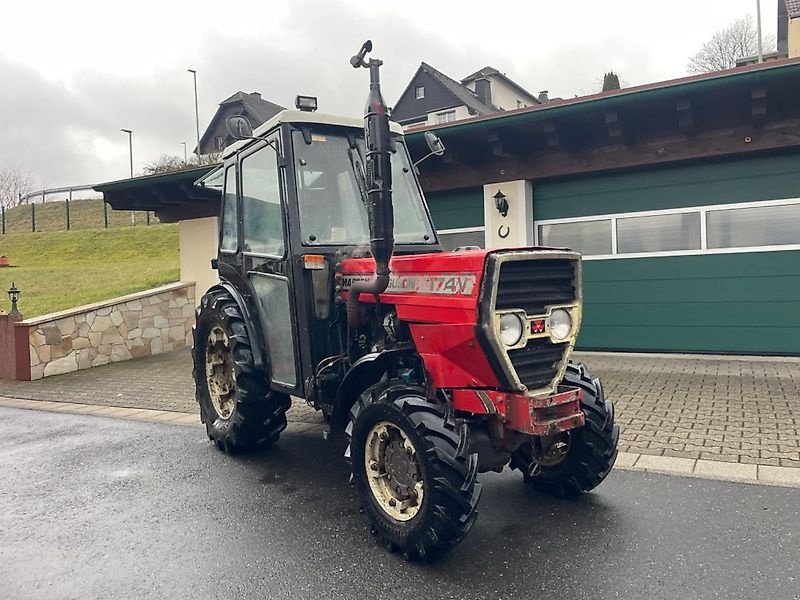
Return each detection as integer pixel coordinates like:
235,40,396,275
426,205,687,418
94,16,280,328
197,108,444,398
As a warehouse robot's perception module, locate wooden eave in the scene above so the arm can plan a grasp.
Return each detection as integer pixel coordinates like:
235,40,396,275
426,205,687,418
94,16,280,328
94,166,221,223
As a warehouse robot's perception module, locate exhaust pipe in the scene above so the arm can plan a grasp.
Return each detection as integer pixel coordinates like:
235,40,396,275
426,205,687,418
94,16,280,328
347,40,394,328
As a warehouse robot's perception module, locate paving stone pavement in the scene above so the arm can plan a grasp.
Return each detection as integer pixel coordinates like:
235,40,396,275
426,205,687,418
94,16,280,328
1,348,798,468
572,351,800,468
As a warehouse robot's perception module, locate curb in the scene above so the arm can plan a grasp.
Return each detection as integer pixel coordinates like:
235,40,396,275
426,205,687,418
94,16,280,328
614,451,800,489
2,395,798,488
0,395,325,436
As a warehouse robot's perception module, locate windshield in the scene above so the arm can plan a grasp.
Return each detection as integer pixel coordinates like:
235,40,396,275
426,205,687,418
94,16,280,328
292,130,436,246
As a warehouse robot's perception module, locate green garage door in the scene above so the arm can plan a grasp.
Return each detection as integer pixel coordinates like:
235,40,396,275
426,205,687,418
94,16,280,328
534,153,800,355
426,187,485,250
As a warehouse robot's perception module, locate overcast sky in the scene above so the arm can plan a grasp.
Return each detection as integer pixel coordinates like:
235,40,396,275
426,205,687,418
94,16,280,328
0,0,779,189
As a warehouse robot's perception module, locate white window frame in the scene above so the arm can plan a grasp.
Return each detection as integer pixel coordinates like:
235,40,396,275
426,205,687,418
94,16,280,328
415,85,425,99
436,110,456,124
533,197,800,260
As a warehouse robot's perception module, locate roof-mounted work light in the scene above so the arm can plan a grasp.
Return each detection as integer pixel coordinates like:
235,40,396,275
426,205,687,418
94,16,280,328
295,95,318,112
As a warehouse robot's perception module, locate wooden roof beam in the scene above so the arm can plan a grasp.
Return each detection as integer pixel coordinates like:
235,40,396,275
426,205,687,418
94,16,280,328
487,130,516,159
751,85,767,124
676,97,695,135
604,110,623,139
542,122,559,148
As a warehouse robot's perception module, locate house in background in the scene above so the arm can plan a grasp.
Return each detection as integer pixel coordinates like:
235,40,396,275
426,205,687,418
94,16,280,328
196,92,284,156
391,62,542,127
461,66,545,110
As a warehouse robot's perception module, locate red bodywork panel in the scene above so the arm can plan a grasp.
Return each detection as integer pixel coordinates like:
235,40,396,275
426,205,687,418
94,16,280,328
340,249,583,436
341,249,500,388
450,388,585,436
341,249,489,323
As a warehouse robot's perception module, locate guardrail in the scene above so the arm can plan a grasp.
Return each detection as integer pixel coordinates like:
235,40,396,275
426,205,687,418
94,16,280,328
19,184,99,204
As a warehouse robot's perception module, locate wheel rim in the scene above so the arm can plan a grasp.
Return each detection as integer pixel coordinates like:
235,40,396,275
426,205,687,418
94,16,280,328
205,325,236,420
364,421,424,521
537,432,571,467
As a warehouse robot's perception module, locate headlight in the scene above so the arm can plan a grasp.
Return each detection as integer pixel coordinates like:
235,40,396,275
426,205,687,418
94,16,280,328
498,313,524,346
549,308,573,340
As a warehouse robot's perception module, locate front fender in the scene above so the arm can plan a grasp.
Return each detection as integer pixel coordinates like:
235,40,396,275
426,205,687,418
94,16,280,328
331,348,416,432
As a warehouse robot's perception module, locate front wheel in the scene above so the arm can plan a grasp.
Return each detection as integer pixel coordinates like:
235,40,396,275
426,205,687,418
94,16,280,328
346,381,481,560
511,362,619,496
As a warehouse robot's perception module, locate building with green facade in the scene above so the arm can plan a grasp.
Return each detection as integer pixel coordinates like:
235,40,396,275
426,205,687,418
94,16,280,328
406,58,800,355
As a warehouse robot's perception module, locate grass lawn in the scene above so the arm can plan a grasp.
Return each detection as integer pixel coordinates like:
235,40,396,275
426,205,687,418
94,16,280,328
0,225,179,318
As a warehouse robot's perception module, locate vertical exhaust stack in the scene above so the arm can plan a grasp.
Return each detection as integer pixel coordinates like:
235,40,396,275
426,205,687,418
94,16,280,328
347,40,395,328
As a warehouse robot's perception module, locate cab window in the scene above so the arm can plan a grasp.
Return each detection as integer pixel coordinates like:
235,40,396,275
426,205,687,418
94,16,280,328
220,166,238,252
241,143,285,256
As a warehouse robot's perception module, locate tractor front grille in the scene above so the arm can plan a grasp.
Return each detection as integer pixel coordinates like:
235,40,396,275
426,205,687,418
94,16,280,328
496,259,576,316
508,340,570,392
483,252,580,395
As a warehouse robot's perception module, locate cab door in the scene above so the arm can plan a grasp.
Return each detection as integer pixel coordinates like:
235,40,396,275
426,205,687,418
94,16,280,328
237,137,300,391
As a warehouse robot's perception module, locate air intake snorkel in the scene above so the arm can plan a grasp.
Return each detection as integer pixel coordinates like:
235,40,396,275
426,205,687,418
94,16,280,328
347,40,395,328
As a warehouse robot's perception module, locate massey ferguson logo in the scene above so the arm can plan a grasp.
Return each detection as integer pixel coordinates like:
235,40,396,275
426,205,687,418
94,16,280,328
341,273,476,296
531,319,546,334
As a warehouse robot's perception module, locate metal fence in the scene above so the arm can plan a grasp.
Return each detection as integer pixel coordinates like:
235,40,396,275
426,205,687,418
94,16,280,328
2,185,153,234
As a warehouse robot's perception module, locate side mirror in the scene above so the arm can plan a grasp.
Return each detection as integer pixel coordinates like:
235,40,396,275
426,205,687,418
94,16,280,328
226,115,254,140
424,131,445,156
413,131,446,167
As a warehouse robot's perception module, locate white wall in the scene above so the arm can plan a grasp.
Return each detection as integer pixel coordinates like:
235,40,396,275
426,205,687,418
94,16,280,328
179,217,220,302
483,180,534,248
426,105,471,125
790,17,800,58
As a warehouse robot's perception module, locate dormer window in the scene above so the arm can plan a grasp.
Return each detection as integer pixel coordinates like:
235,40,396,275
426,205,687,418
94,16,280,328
415,85,425,99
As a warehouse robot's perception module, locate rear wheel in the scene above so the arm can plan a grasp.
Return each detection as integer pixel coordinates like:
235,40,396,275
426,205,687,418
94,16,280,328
511,362,618,496
346,380,481,560
192,289,290,453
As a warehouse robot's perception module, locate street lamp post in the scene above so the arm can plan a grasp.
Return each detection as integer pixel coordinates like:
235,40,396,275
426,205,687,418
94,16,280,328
187,69,201,163
120,128,135,225
180,141,188,165
756,0,764,63
120,128,133,178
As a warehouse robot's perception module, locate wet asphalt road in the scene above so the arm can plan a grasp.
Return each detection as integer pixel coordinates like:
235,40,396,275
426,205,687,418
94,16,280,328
1,407,798,600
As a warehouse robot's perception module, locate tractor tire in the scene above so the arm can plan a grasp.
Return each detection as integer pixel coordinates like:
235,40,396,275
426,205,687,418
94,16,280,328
511,362,619,497
346,380,481,560
192,288,290,454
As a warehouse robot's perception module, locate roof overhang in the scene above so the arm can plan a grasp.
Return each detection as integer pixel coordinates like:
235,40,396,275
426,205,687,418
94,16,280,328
93,165,221,223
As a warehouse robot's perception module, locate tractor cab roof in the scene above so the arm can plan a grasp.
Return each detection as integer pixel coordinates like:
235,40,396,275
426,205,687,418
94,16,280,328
222,109,406,159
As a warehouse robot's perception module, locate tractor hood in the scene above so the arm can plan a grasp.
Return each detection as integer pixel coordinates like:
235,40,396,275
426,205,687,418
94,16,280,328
340,248,492,324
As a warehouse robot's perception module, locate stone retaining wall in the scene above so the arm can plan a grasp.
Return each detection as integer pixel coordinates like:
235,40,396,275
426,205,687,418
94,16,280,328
17,282,195,380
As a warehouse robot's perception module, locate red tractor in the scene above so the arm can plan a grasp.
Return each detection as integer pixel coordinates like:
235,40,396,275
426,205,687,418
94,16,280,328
193,41,618,559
